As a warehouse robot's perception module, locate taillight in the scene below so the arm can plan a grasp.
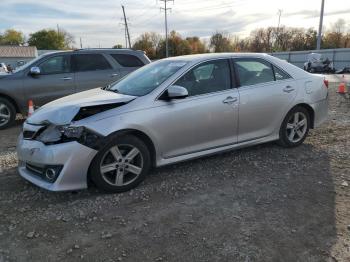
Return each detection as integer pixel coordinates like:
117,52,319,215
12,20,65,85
324,79,329,88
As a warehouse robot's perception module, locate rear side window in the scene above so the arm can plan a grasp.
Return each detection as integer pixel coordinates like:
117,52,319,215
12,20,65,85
234,59,274,86
273,66,291,81
73,54,112,72
110,54,144,67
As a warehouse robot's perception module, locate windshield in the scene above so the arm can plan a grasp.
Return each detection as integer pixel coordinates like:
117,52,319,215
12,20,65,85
109,60,187,96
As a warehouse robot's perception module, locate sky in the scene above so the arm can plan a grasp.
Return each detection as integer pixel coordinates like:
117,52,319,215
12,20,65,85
0,0,349,48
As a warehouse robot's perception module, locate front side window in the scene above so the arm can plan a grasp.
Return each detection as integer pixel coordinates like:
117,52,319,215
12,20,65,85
111,54,144,67
234,59,274,86
175,59,231,96
109,60,187,96
39,56,70,74
73,54,112,72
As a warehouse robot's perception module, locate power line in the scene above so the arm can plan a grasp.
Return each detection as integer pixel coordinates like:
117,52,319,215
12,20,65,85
160,0,174,57
129,12,162,29
122,5,132,48
174,1,245,12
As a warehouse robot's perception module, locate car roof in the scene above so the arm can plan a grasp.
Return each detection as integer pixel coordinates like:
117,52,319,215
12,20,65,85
41,48,146,56
164,52,309,80
164,52,271,62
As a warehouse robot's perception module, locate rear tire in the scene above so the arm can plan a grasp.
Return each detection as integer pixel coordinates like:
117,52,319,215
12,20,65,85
278,106,310,148
0,97,16,130
90,134,151,193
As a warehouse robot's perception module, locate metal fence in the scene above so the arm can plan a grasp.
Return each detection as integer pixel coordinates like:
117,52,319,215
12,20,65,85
270,48,350,70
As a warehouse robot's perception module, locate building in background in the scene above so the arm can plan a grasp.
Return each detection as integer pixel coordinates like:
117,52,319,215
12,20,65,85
0,46,37,69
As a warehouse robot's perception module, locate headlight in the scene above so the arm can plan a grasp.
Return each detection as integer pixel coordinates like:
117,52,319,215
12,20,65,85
59,126,85,139
36,125,84,144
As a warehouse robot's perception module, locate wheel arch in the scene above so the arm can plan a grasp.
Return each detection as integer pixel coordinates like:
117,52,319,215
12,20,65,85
115,129,157,167
0,93,20,113
86,128,157,188
94,128,157,166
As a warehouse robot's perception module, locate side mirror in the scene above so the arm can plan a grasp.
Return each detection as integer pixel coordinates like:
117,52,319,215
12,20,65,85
29,66,41,76
163,85,188,100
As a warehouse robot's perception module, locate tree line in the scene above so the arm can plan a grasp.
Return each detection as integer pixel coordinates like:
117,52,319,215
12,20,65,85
0,18,349,57
132,19,350,59
0,29,74,50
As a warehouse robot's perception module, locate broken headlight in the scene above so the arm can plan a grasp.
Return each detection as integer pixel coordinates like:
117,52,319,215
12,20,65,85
36,125,84,144
36,125,104,149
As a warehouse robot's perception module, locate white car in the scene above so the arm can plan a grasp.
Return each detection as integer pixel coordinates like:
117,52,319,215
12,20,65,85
0,63,8,73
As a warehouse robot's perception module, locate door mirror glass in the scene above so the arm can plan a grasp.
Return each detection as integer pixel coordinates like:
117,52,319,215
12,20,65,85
164,85,188,100
29,66,41,76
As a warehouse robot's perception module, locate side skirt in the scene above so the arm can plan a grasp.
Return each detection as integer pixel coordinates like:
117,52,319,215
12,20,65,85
156,134,279,167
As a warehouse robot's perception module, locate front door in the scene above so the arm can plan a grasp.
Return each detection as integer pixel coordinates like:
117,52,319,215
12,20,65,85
233,58,297,142
24,54,75,106
152,59,239,159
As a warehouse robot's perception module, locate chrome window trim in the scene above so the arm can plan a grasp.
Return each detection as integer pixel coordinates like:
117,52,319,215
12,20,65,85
155,57,235,101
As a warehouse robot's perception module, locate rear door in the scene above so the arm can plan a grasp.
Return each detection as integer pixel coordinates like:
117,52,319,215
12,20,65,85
233,58,297,142
23,53,75,106
109,53,146,78
72,53,118,93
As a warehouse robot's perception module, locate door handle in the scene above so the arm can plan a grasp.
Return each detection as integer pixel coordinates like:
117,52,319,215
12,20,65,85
223,96,238,104
110,73,119,78
61,77,72,81
283,86,295,93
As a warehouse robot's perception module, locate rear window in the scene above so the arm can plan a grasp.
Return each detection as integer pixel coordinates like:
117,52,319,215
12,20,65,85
110,54,144,67
73,54,112,72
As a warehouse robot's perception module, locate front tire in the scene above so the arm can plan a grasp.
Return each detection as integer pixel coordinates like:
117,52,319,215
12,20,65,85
90,134,151,193
0,97,16,130
278,106,310,148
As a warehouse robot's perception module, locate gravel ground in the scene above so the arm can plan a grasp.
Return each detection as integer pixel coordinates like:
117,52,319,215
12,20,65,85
0,76,349,262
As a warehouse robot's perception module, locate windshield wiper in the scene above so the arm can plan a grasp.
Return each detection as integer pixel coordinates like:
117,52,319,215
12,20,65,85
101,84,110,90
102,85,119,93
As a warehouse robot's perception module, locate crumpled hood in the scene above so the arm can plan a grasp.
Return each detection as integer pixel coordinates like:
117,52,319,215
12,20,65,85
27,88,136,125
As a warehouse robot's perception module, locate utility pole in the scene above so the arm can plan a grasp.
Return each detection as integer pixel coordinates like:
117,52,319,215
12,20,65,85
276,9,282,51
125,26,128,48
80,37,83,49
160,0,174,57
277,9,282,31
122,5,131,48
317,0,325,50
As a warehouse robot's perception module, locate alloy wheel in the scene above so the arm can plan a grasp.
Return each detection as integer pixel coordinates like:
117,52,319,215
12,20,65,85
99,144,144,186
286,112,308,143
0,103,11,127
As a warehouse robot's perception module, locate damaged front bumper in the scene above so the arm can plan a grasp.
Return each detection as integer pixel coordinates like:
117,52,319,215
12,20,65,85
17,134,98,191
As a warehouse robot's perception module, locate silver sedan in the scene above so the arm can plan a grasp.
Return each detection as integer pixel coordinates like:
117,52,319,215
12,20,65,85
17,53,328,192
